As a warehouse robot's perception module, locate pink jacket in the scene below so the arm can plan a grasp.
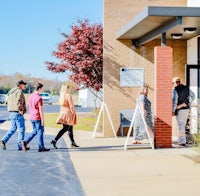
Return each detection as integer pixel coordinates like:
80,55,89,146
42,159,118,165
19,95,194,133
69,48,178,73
56,94,77,125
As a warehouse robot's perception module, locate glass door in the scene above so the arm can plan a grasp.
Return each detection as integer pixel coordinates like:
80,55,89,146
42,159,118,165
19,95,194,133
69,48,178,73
186,65,200,134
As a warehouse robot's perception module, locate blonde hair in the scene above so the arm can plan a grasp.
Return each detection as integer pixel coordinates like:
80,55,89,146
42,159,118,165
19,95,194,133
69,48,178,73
59,85,70,105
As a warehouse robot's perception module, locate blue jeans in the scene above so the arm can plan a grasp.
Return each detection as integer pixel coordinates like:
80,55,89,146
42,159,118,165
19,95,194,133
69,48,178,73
2,112,25,150
26,120,44,149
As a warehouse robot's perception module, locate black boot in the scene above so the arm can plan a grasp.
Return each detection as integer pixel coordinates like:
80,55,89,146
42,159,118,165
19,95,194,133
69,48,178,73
51,140,57,149
71,142,79,148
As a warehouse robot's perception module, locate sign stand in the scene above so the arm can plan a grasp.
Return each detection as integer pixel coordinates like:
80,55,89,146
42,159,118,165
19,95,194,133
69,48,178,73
124,104,154,150
93,102,117,138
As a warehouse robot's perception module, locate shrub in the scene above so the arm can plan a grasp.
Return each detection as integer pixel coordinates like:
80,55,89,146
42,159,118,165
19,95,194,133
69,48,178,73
193,131,200,149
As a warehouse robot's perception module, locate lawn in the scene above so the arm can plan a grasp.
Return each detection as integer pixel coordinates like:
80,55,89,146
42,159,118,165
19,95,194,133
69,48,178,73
44,111,101,131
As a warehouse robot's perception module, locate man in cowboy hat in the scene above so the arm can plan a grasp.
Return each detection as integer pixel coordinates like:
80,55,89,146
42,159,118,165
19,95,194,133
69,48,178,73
172,77,195,146
0,80,29,151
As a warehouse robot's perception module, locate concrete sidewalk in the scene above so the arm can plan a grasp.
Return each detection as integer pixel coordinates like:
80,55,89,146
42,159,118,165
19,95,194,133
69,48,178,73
69,132,200,196
1,116,200,196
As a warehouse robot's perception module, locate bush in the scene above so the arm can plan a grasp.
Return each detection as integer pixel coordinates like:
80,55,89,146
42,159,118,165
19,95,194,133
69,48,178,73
193,131,200,149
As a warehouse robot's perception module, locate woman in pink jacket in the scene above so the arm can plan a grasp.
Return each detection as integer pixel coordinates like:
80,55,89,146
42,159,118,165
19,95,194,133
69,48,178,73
51,85,79,148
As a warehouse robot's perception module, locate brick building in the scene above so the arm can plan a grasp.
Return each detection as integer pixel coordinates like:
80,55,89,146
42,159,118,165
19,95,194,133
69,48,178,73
103,0,200,148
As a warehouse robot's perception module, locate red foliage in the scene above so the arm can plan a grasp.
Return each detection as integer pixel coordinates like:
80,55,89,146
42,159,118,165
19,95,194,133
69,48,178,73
45,19,103,91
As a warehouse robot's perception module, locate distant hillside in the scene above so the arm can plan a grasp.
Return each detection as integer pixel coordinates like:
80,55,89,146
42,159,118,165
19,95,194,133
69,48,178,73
0,73,66,94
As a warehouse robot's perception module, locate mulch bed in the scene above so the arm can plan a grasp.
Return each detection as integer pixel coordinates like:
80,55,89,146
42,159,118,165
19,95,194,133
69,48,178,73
184,154,200,164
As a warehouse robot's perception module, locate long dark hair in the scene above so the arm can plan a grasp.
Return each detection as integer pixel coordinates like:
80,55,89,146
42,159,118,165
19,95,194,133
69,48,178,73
34,82,43,91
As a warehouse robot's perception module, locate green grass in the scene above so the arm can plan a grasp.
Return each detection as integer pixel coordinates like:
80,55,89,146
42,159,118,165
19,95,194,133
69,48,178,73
44,111,101,131
44,113,61,129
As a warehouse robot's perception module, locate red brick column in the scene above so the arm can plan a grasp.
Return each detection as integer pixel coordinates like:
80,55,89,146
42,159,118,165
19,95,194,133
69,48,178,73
154,46,172,148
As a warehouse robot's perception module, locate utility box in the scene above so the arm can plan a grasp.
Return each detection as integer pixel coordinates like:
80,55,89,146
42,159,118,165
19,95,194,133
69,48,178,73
78,88,102,108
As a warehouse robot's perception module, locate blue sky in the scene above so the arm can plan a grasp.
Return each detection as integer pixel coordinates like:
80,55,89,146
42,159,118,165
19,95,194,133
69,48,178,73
0,0,103,81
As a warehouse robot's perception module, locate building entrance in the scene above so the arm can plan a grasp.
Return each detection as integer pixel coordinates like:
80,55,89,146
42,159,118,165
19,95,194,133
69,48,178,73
186,65,200,135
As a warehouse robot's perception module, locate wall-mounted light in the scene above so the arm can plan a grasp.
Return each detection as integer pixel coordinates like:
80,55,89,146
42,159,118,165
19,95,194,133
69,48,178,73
183,27,196,34
171,33,183,39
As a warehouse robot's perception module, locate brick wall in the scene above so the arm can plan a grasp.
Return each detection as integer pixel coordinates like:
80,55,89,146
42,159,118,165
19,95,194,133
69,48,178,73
154,46,173,148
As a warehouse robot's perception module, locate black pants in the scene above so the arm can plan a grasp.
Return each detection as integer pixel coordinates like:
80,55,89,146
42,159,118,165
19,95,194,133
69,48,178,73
55,124,74,143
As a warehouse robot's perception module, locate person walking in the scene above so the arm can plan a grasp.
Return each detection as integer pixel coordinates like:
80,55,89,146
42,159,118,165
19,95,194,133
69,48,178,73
133,85,154,144
0,80,29,151
22,82,50,152
172,77,195,146
51,85,79,149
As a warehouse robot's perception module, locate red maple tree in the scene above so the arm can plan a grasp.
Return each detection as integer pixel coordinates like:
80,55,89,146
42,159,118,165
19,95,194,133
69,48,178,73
45,19,103,91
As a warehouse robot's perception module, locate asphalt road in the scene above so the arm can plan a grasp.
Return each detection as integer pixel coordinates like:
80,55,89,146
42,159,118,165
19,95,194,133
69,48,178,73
0,105,9,122
0,129,85,195
0,104,87,195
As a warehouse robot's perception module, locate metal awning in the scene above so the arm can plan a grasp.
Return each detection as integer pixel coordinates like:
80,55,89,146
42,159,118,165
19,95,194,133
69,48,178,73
116,6,200,46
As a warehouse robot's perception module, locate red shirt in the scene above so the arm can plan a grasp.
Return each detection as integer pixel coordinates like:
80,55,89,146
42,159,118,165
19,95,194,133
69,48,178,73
29,93,43,120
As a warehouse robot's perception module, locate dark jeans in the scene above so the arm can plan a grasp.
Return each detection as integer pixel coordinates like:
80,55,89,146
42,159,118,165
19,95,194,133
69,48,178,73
55,124,74,143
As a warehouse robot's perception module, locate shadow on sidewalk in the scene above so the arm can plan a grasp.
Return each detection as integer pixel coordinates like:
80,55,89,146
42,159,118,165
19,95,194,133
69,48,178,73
66,144,153,152
0,129,85,196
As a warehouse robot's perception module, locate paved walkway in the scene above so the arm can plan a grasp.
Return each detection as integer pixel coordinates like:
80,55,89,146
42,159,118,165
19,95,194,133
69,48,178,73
1,116,200,196
0,120,84,196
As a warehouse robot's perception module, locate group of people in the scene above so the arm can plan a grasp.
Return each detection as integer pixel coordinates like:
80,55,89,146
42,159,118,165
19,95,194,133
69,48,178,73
0,80,79,152
133,77,195,147
0,76,194,151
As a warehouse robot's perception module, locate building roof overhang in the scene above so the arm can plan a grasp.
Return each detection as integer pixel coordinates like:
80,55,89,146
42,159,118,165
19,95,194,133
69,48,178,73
116,6,200,46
